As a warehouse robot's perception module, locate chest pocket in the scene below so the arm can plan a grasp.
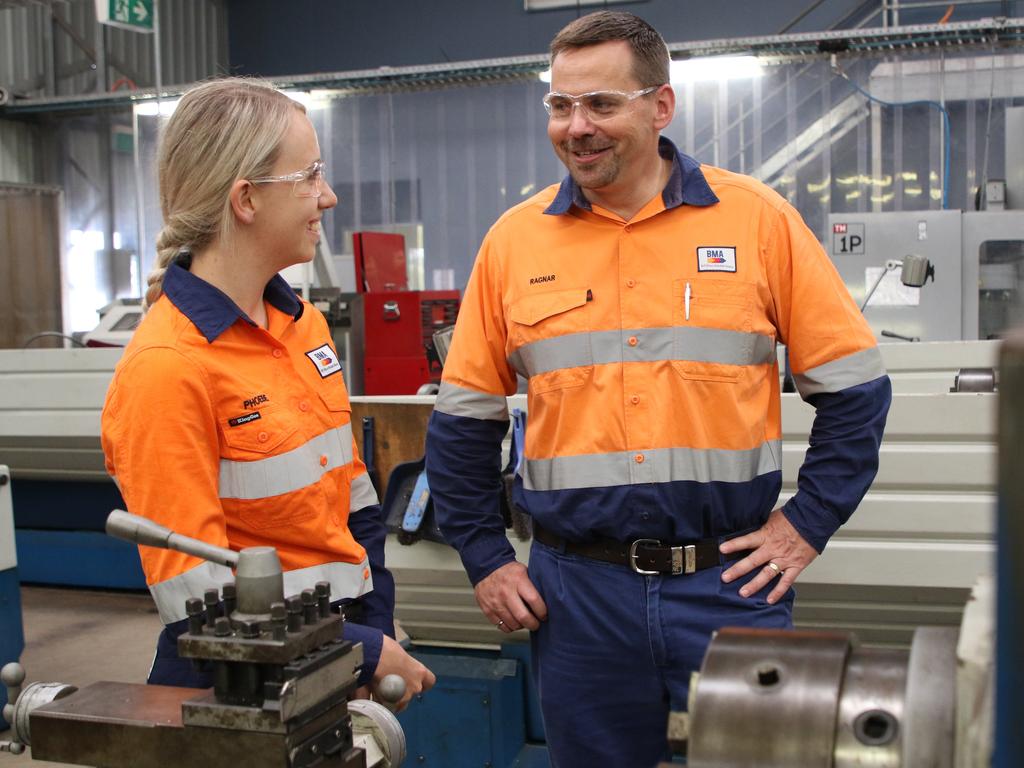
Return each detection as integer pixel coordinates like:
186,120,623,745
509,288,593,394
221,404,297,455
671,278,758,383
318,384,352,420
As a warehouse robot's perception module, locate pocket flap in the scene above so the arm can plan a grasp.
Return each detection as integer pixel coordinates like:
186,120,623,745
221,406,296,454
318,385,352,413
510,288,589,327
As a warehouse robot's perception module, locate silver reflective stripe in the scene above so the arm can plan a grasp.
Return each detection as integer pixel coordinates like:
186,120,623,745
521,440,782,492
219,424,354,500
149,559,373,625
282,558,373,602
508,326,775,377
794,347,887,398
434,381,509,421
150,560,236,624
349,472,380,512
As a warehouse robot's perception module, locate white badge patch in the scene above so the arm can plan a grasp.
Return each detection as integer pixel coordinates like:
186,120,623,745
697,246,737,273
305,344,342,378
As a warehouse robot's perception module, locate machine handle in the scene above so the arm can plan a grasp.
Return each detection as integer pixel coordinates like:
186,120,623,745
106,509,239,568
375,674,407,712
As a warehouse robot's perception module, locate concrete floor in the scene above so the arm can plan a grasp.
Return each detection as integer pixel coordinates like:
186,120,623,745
0,586,161,767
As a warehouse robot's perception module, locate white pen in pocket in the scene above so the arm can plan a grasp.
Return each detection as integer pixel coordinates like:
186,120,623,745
684,281,691,321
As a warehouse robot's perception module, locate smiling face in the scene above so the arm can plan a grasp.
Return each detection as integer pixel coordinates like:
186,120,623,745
251,110,338,272
547,40,671,204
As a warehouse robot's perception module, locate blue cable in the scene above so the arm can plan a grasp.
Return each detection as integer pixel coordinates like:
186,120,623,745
839,73,952,210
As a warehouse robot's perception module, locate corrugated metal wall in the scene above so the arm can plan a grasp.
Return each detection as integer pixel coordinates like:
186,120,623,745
0,118,37,182
0,0,227,98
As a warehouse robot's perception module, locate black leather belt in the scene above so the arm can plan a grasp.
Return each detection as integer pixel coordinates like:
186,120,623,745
533,523,749,576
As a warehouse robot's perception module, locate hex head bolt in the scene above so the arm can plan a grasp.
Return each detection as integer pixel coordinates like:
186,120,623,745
315,581,331,618
204,588,219,627
214,616,232,637
186,597,205,635
222,582,237,616
286,595,304,633
270,602,287,641
301,589,318,625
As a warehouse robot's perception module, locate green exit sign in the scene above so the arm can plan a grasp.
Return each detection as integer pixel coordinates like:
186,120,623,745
96,0,154,33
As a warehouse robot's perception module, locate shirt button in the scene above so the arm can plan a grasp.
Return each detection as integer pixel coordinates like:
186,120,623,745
330,514,340,526
628,336,638,347
624,225,632,233
630,395,640,405
257,431,269,443
635,453,645,464
299,400,310,412
320,454,329,467
272,349,283,359
640,511,650,520
626,279,636,288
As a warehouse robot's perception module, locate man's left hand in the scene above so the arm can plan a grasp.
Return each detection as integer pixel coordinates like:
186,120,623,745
719,508,818,604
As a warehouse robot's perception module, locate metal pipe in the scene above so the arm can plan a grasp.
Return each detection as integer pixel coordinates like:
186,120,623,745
996,331,1024,767
105,509,239,568
153,0,163,111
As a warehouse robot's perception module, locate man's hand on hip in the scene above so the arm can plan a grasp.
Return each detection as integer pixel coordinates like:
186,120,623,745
718,508,818,605
474,561,548,633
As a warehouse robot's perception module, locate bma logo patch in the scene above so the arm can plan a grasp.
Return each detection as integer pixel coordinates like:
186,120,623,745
305,344,342,378
697,246,737,273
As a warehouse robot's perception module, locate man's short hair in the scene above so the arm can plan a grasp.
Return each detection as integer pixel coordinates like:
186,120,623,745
550,11,670,88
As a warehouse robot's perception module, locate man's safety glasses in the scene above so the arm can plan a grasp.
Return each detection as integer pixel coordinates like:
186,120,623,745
542,86,659,122
249,160,325,198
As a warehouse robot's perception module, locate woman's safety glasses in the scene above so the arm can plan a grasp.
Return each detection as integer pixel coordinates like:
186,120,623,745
249,160,325,198
542,86,659,122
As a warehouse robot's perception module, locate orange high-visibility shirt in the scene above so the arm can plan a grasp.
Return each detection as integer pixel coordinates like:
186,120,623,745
102,264,378,624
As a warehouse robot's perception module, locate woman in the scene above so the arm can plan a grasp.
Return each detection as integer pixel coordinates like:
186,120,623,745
101,78,433,708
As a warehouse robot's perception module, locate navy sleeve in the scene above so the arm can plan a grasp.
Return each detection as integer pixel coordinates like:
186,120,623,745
782,375,892,552
348,502,396,638
425,410,515,585
344,621,383,686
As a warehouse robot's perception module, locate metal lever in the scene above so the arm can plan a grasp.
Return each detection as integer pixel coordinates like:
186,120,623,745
375,674,407,712
1,662,25,754
106,509,239,568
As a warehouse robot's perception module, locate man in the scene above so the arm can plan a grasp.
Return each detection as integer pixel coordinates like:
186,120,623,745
425,10,890,767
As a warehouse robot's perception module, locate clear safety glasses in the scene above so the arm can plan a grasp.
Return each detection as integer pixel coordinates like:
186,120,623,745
249,159,325,198
542,86,660,122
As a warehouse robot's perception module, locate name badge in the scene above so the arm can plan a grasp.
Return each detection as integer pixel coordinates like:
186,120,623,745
697,246,737,273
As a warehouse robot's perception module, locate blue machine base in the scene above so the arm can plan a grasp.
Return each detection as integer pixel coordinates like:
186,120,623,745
398,647,548,768
15,529,146,590
0,567,25,730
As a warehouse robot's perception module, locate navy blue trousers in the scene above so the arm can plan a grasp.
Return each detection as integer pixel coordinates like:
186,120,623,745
528,539,794,768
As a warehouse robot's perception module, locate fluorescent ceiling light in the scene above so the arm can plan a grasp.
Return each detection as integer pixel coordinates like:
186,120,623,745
133,98,179,117
539,55,764,85
283,90,333,110
671,55,764,83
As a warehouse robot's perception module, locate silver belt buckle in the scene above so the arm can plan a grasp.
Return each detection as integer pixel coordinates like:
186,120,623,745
628,538,661,575
671,545,697,575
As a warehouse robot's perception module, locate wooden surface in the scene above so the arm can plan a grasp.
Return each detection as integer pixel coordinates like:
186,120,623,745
351,401,435,498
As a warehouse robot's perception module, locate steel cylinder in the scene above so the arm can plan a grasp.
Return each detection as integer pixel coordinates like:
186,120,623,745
233,546,285,619
688,626,957,767
11,681,77,746
688,628,852,767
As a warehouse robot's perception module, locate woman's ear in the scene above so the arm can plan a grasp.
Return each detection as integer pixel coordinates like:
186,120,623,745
229,179,257,225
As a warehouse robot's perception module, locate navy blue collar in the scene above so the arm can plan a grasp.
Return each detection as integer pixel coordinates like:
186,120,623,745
162,262,303,343
544,136,719,216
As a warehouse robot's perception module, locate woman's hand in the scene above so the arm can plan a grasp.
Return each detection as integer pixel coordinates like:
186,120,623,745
368,635,436,712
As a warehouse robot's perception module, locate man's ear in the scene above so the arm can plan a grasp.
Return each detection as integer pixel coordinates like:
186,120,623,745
229,179,257,225
653,83,676,131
